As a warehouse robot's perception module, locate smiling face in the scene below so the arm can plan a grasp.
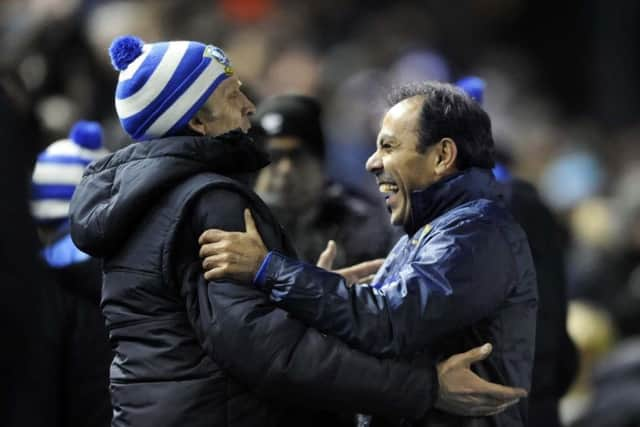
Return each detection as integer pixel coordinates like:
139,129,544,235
366,96,455,226
188,76,256,137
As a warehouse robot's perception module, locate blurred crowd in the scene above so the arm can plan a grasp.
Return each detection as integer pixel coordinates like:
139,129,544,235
2,0,640,426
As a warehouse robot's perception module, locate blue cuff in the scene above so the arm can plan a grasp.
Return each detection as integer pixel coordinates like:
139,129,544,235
253,251,274,290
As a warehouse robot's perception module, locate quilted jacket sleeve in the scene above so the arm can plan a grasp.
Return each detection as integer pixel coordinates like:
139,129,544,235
173,187,438,419
255,217,516,358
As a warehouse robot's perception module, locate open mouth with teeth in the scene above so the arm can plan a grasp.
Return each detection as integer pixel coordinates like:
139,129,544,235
377,180,403,222
378,182,400,213
379,183,399,194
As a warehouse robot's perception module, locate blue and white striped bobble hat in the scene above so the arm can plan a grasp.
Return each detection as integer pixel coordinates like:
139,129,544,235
31,121,109,223
109,35,234,141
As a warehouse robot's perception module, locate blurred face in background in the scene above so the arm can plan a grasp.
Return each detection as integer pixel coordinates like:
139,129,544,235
254,136,325,212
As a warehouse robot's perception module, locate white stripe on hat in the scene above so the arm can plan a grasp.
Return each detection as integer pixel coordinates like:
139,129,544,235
143,59,227,138
31,199,70,220
118,45,152,82
32,163,86,186
115,41,190,120
44,140,109,161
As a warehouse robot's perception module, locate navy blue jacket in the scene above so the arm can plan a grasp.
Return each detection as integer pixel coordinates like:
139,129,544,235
255,168,538,426
69,132,437,427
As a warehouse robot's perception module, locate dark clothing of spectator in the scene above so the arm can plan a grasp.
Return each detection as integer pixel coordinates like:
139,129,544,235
41,225,112,427
502,178,578,427
277,182,398,267
0,81,64,427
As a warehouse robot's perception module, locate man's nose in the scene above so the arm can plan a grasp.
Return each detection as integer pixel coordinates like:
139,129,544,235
366,151,382,173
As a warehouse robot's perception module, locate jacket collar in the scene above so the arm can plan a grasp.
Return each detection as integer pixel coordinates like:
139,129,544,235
70,130,269,258
88,129,269,177
404,167,503,235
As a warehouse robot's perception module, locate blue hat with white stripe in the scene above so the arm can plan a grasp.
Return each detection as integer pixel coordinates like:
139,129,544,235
455,76,485,105
110,35,234,141
31,121,109,223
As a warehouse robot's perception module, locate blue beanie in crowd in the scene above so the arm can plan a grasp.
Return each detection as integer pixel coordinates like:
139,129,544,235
109,35,234,141
31,121,109,223
456,76,486,105
456,75,513,182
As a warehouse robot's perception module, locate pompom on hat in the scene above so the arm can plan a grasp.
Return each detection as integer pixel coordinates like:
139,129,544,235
31,121,109,223
109,35,234,141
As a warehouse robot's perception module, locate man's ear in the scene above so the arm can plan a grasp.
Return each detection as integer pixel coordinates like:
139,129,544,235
434,138,458,174
187,112,207,135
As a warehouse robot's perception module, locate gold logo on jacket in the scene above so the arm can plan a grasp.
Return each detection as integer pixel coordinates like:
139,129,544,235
411,224,432,245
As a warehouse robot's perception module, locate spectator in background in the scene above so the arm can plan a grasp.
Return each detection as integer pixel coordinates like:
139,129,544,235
499,173,578,427
457,76,578,427
31,120,112,427
562,301,617,425
568,164,640,338
571,336,640,427
253,94,397,267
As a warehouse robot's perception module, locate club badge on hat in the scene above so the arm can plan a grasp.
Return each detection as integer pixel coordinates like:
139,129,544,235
204,45,234,75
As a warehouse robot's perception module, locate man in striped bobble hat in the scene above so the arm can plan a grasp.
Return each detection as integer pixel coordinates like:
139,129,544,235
69,36,519,427
109,35,252,140
32,120,112,427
